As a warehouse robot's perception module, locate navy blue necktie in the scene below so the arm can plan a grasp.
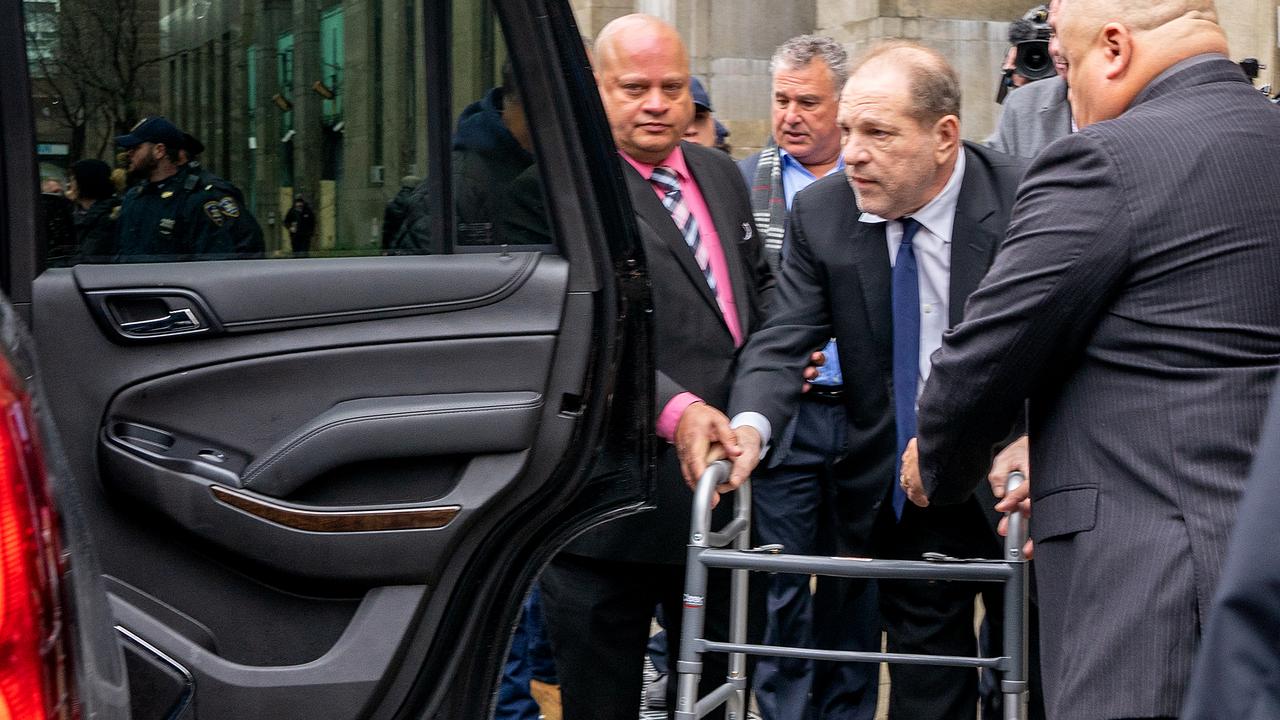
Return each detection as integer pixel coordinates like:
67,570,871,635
892,218,922,520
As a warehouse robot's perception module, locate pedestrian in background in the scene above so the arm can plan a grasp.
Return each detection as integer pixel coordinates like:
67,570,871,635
65,158,121,263
284,194,316,257
381,175,420,251
987,0,1073,158
737,34,885,720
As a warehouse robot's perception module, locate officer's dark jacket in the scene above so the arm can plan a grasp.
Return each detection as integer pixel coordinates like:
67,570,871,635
114,163,264,262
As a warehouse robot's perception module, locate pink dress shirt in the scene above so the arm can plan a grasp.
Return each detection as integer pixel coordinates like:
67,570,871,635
622,148,743,441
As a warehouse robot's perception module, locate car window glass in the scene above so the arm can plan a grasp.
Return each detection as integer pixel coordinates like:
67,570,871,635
23,0,557,266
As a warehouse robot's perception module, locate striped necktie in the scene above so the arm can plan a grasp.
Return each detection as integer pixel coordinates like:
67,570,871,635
650,166,717,296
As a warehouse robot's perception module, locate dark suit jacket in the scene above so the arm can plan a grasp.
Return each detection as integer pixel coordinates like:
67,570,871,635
1182,373,1280,720
565,142,773,565
728,141,1026,542
917,55,1280,719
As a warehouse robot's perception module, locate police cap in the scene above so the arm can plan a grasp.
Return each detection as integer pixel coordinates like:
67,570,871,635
116,117,186,150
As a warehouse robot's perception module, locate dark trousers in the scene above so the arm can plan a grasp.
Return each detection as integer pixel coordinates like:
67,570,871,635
648,605,669,675
876,496,1002,720
752,400,880,720
541,552,760,720
495,584,557,720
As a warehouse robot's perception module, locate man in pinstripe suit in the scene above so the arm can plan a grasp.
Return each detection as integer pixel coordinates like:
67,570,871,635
908,1,1280,718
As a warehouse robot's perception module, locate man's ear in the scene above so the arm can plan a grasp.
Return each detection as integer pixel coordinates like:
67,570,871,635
1100,22,1133,80
933,114,960,161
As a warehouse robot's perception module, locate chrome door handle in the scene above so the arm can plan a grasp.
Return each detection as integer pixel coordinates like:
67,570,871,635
118,308,201,335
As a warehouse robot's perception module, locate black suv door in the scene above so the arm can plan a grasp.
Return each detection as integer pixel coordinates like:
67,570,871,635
3,0,652,717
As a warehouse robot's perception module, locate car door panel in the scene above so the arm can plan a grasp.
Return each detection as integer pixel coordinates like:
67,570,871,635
31,249,599,716
110,585,426,720
76,252,549,338
36,254,577,579
12,0,653,716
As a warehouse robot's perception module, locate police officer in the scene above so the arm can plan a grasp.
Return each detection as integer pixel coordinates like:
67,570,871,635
114,117,264,262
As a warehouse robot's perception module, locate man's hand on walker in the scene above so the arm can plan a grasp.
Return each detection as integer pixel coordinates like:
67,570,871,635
989,435,1034,558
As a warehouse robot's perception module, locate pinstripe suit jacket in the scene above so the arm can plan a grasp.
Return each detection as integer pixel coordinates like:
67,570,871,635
917,55,1280,720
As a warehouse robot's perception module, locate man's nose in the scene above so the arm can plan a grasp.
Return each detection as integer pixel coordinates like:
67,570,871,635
641,87,669,114
842,136,869,165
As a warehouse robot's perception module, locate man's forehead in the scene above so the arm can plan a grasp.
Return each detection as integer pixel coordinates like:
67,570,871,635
599,32,687,69
841,68,910,110
613,70,687,83
773,62,834,90
837,94,900,123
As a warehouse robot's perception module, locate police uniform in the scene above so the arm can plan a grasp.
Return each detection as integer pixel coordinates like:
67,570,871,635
114,162,264,262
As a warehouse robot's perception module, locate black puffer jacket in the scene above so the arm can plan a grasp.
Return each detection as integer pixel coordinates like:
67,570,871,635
391,87,533,252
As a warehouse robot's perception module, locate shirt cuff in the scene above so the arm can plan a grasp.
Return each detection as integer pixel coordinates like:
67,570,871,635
656,392,702,442
730,412,771,464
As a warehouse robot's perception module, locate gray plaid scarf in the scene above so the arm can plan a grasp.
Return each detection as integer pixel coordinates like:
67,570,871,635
749,142,787,272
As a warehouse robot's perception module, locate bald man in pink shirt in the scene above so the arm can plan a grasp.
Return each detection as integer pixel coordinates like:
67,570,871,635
538,13,773,720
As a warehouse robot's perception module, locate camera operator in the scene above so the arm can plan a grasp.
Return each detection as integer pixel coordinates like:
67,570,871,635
996,5,1054,103
987,0,1073,159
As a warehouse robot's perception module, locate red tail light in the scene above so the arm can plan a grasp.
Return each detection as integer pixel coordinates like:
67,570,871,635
0,357,76,720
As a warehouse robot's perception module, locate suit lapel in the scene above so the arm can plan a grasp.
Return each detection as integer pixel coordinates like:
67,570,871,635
847,209,894,377
948,147,1002,327
686,145,751,337
623,163,725,324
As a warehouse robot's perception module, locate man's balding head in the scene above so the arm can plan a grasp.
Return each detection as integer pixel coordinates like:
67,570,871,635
838,41,962,220
1055,0,1226,126
594,14,694,164
848,41,962,126
1062,0,1216,33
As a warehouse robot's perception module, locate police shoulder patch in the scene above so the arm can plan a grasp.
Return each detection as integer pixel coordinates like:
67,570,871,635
202,200,226,226
218,196,241,218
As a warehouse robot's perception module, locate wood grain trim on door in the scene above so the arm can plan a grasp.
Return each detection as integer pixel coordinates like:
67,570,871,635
211,485,461,532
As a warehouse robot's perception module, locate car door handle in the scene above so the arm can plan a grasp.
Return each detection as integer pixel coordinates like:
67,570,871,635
118,308,202,335
85,289,221,342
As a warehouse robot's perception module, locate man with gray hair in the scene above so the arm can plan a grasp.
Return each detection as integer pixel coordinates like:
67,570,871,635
905,0,1280,717
736,35,879,720
681,40,1027,720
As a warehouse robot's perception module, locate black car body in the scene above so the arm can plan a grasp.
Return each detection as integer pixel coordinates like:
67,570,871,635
1,0,655,717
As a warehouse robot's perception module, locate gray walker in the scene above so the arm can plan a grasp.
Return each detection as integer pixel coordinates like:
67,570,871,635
675,460,1030,720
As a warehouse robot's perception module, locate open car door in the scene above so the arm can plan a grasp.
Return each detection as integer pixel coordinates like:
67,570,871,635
4,0,652,717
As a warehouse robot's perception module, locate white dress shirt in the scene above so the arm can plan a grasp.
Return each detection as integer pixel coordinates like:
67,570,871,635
731,150,967,457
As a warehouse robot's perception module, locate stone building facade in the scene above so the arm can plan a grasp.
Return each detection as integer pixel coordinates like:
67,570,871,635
573,0,1280,157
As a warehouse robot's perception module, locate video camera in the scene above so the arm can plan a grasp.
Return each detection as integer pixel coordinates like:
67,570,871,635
996,5,1056,104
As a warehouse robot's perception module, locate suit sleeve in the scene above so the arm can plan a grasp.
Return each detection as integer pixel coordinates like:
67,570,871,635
918,131,1134,504
727,188,832,433
1181,373,1280,719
